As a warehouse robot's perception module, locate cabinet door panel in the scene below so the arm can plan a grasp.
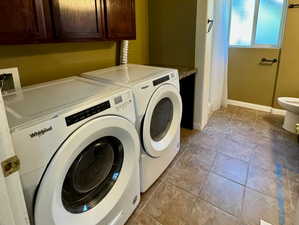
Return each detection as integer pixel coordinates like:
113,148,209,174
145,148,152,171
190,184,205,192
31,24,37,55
51,0,105,40
0,0,47,43
105,0,136,39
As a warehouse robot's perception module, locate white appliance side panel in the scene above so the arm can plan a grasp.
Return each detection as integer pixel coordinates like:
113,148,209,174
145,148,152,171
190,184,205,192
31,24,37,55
0,92,29,225
140,130,180,192
0,174,18,225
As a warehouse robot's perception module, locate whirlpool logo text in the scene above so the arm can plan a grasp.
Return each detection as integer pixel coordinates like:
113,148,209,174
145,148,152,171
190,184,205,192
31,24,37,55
30,126,53,138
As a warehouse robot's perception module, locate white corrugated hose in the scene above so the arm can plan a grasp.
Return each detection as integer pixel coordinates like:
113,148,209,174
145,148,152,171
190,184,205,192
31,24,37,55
120,40,129,65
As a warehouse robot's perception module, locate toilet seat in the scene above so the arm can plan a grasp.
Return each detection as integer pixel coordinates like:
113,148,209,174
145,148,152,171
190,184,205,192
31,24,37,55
278,97,299,133
278,97,299,113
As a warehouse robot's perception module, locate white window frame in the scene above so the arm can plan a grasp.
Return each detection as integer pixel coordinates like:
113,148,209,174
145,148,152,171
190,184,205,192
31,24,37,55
229,0,288,48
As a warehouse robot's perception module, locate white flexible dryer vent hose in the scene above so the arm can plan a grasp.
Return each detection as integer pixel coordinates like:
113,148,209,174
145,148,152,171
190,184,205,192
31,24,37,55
120,40,129,65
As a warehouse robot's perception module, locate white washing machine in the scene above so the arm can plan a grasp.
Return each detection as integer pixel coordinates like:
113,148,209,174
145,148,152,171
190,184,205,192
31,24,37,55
4,77,140,225
81,64,182,192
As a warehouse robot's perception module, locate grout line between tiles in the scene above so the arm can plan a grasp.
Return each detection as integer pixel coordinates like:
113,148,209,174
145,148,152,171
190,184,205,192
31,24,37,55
138,177,165,212
138,143,192,213
138,106,295,225
245,185,282,201
204,170,246,219
240,168,249,222
156,180,200,225
165,143,221,221
141,210,164,225
211,170,247,187
197,195,241,220
165,170,209,199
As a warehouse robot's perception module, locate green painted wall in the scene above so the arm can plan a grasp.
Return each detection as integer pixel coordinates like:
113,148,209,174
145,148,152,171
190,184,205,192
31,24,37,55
0,0,149,87
228,48,280,106
129,0,149,65
228,5,299,109
0,42,117,86
273,5,299,108
149,0,197,67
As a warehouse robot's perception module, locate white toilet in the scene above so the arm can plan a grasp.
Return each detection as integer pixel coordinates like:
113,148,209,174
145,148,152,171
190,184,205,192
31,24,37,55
278,97,299,134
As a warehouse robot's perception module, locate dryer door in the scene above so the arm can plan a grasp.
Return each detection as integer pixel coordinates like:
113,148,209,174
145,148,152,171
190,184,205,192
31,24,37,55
142,84,182,158
34,116,140,225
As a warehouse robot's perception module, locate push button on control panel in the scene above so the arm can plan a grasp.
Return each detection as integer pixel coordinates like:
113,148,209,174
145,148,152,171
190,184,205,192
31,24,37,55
114,96,123,105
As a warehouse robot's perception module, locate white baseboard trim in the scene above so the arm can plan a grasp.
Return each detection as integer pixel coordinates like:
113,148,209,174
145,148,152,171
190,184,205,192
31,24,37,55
260,220,272,225
227,99,272,112
270,108,286,115
193,122,202,131
227,99,286,115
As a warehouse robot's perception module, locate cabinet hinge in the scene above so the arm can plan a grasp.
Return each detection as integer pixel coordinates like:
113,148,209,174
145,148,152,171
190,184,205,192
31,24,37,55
1,156,20,177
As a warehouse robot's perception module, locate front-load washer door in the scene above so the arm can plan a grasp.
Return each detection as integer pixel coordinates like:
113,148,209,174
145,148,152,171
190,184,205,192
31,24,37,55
34,116,140,225
142,84,182,158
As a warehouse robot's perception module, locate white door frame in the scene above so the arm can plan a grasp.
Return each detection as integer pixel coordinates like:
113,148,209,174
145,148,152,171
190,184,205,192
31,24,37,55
194,0,214,130
0,92,29,225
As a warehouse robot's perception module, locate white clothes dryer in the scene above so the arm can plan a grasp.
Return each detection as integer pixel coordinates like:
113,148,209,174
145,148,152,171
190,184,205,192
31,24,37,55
4,77,140,225
81,64,182,192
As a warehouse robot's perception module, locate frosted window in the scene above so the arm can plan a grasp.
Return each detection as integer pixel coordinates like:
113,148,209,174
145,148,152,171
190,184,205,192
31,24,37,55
229,0,285,47
229,0,255,46
255,0,284,46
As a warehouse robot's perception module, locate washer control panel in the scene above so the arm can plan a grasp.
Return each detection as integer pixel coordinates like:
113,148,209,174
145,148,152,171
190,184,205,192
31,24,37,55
65,101,111,126
153,74,170,86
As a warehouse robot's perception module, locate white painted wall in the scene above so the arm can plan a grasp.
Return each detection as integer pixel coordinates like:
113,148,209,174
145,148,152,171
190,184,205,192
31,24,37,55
194,0,214,130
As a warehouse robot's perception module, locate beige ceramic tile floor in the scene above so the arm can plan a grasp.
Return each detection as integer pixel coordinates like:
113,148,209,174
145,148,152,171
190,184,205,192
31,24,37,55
126,105,299,225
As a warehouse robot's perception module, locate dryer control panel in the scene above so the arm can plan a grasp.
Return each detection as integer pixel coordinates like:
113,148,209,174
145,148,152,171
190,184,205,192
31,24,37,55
65,101,111,126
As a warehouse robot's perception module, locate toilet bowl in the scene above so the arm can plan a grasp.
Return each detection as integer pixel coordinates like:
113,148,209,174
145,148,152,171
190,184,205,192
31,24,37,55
278,97,299,134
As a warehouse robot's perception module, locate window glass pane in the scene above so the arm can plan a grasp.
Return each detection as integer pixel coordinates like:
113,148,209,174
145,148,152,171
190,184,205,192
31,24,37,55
229,0,256,46
255,0,284,46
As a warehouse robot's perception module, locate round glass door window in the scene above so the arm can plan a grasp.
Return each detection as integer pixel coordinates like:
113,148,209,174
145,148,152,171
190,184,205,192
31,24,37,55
62,136,124,214
150,98,174,141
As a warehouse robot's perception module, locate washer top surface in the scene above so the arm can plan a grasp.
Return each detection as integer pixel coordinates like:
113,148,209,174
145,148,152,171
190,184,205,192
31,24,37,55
4,76,127,128
82,64,176,87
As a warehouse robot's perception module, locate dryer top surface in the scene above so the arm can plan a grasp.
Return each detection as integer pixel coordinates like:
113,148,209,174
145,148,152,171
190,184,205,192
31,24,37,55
82,64,177,87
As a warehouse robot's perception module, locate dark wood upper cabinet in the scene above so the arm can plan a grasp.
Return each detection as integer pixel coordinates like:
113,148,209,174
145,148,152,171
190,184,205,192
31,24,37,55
105,0,136,40
0,0,48,44
51,0,105,40
0,0,136,44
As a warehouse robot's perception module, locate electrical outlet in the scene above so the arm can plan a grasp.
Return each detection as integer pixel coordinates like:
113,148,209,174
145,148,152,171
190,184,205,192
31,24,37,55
0,73,14,91
0,67,21,93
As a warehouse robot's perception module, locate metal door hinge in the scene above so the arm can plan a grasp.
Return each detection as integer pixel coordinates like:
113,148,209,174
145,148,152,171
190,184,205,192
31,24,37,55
1,156,20,177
